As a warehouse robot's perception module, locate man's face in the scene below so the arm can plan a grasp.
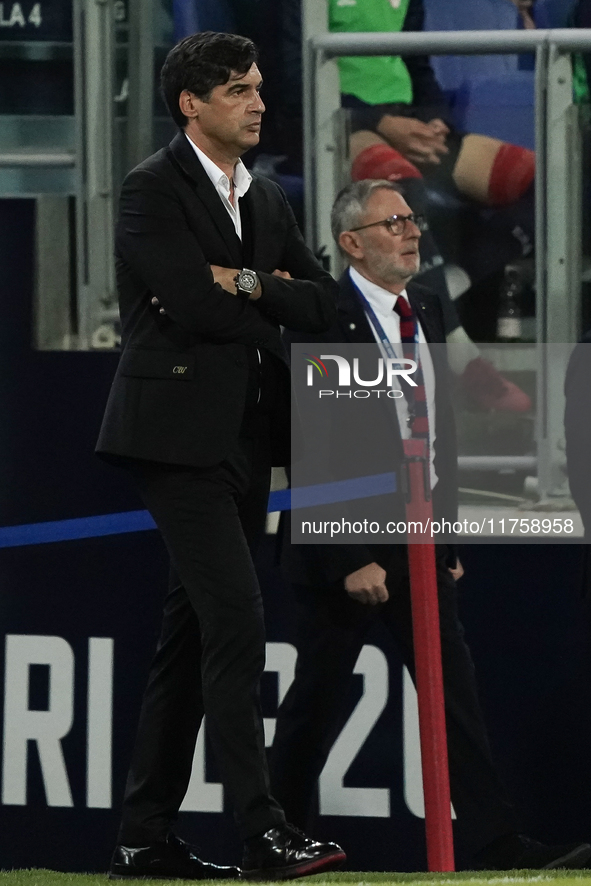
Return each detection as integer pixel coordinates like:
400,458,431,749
341,189,421,290
183,63,265,156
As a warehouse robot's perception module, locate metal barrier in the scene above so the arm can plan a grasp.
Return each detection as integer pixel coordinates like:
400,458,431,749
302,8,591,500
73,0,117,349
0,1,117,349
0,0,165,350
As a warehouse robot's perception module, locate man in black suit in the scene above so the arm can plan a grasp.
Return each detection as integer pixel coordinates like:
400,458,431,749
270,179,591,870
96,31,345,881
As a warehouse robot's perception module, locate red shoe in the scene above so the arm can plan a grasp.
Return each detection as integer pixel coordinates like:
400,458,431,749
460,357,531,412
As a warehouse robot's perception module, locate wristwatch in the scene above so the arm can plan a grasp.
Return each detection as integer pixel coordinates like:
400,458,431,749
234,268,259,296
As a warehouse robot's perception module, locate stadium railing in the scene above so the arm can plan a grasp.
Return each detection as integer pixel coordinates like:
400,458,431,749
301,7,591,501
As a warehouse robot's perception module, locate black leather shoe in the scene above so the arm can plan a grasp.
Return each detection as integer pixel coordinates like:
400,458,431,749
109,832,241,880
242,824,346,880
473,833,591,870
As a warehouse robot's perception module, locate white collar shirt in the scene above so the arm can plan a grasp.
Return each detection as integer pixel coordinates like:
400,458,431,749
185,134,252,240
348,266,438,489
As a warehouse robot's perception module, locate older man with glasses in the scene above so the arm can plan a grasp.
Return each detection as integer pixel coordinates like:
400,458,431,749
269,179,591,872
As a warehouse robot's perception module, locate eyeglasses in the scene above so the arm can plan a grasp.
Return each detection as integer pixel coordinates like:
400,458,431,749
350,214,427,235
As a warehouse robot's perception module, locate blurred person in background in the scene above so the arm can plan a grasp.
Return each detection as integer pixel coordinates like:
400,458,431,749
333,0,536,234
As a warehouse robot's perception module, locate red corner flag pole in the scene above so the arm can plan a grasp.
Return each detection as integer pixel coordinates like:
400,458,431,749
403,438,455,872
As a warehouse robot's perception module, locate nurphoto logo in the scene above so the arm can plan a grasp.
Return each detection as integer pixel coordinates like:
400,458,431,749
304,353,417,399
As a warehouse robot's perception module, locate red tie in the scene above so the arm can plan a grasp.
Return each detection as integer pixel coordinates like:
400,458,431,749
393,297,429,440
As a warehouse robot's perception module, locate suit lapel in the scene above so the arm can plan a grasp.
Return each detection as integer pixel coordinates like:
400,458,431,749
168,132,243,268
337,271,403,442
339,273,440,345
337,272,378,343
338,275,449,452
239,189,255,267
408,286,437,343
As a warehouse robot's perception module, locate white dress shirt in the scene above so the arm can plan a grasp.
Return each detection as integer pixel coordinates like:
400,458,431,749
348,266,438,488
185,134,252,240
185,134,262,398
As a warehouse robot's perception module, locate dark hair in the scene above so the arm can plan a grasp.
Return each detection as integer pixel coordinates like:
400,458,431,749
160,31,258,128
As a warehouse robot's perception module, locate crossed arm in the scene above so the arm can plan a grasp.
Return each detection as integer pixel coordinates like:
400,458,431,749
118,167,336,337
151,267,292,313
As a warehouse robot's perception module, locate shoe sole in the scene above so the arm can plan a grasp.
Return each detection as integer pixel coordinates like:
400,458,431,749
242,849,346,881
542,844,591,870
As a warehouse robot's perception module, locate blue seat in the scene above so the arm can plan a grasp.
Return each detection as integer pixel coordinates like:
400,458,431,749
455,73,535,148
424,0,523,93
423,0,535,146
173,0,237,41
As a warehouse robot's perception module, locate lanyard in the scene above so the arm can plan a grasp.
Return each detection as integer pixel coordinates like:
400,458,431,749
352,281,421,428
352,282,418,361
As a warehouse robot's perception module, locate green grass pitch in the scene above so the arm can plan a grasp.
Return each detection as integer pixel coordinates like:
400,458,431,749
2,872,591,886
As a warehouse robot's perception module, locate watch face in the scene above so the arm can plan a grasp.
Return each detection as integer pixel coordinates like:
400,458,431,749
239,270,257,292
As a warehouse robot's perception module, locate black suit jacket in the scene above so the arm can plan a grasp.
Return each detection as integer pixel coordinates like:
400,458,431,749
96,132,337,467
282,270,458,585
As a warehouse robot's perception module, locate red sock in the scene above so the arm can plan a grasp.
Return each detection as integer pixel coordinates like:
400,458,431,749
351,143,423,182
487,143,535,205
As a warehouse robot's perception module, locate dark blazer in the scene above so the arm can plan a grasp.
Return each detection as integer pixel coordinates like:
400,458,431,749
96,131,337,468
282,270,458,585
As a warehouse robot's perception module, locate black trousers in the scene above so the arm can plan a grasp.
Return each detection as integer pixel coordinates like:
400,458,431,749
118,414,285,845
269,546,518,856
